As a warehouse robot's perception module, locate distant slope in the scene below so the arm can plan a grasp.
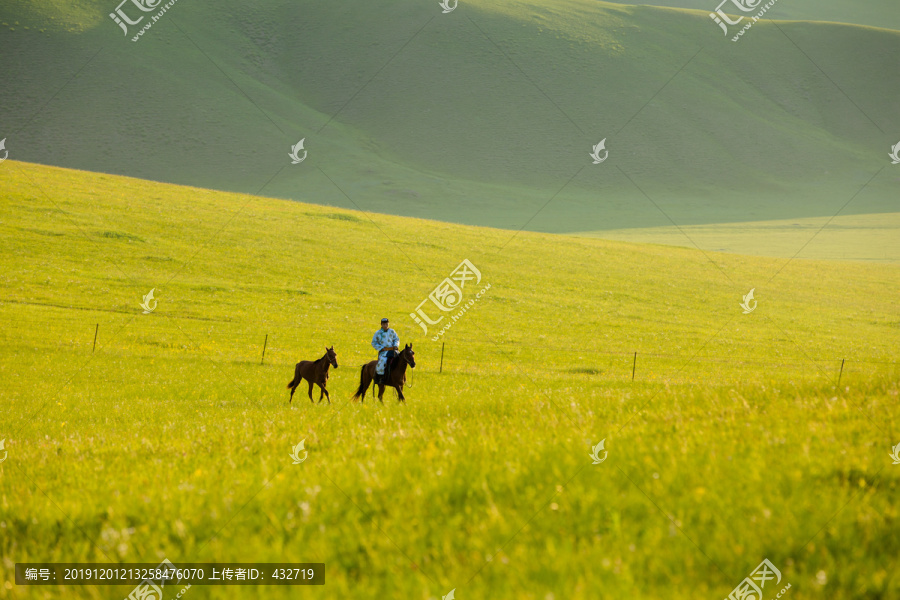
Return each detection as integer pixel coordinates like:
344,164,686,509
605,0,900,32
1,0,898,237
576,212,900,263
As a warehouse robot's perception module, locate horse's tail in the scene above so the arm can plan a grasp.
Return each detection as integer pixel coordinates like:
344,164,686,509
351,364,367,401
286,364,299,389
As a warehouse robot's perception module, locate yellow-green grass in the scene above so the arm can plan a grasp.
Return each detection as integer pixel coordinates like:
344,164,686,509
576,212,900,263
0,161,898,599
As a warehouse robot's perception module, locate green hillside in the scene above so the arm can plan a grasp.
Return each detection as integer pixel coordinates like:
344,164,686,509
608,0,900,32
1,161,899,599
0,0,898,242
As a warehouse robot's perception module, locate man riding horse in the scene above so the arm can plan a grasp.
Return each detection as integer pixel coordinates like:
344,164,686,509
371,317,399,385
354,319,415,403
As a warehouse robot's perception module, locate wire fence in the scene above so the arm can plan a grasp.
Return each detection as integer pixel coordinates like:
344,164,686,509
82,324,900,380
1,311,896,384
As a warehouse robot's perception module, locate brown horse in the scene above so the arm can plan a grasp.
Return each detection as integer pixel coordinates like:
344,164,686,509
352,344,416,404
287,346,338,404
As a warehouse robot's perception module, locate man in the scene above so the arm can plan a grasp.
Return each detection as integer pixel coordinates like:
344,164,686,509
371,318,399,385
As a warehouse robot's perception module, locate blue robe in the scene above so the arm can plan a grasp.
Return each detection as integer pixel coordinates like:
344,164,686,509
371,328,399,374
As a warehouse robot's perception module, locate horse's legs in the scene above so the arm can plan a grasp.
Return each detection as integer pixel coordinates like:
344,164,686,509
377,385,385,404
289,385,296,403
397,385,405,403
307,380,315,403
317,383,330,404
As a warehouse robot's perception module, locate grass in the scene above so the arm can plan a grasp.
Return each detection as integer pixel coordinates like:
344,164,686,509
0,161,898,599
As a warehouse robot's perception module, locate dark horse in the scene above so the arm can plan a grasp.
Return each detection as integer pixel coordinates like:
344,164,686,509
287,346,338,404
352,344,416,404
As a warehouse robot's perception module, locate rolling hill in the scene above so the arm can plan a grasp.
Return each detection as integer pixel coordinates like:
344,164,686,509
0,0,898,245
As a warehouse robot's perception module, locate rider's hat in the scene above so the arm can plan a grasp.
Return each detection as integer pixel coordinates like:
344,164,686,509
381,317,389,323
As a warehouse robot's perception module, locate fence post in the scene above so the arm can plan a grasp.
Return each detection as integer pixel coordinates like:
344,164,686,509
261,334,268,365
439,342,445,373
92,324,99,353
632,351,637,381
837,358,845,386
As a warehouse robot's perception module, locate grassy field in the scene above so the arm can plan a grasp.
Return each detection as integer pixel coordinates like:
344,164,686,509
1,161,898,599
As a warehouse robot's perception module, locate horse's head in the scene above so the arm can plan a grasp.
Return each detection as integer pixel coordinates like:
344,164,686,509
402,343,415,368
326,346,338,368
